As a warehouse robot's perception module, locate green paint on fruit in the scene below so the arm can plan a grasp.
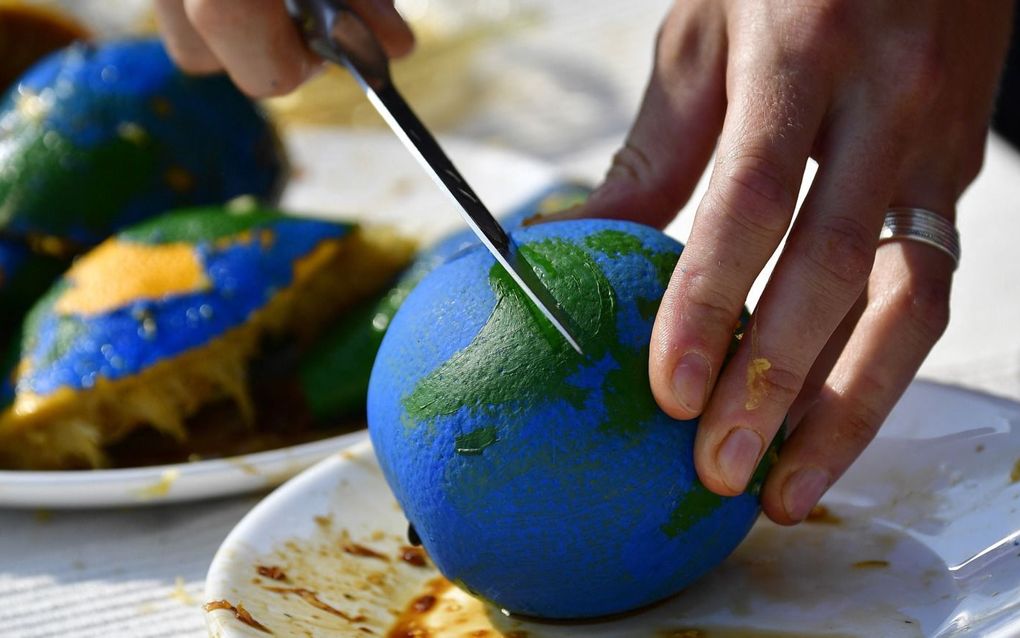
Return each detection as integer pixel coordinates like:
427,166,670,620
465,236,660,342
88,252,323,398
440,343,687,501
402,238,611,426
119,205,283,244
636,297,660,321
661,483,724,537
600,345,658,436
0,125,157,238
454,426,499,456
584,229,677,288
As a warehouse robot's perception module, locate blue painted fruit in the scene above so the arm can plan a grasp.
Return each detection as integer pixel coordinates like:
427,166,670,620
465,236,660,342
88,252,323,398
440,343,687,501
0,205,412,469
0,38,286,248
368,219,778,619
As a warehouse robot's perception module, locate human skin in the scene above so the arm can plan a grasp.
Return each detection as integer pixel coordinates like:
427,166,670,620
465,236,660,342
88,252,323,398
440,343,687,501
155,0,1015,525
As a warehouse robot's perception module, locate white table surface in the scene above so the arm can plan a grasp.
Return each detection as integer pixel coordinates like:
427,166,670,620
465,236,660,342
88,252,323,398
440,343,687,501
3,2,1020,636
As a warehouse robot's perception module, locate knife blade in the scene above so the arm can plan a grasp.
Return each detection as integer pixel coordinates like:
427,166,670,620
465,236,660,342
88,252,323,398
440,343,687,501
285,0,583,355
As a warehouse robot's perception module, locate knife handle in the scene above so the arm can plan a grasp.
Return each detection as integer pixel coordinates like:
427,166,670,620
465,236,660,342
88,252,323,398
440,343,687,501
285,0,391,90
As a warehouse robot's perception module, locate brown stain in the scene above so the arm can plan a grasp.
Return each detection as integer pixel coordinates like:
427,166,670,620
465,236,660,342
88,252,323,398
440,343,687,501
804,504,842,525
263,586,366,623
163,166,194,193
203,599,272,634
386,577,452,638
256,565,288,581
852,560,891,569
343,542,390,562
1010,458,1020,484
399,546,428,568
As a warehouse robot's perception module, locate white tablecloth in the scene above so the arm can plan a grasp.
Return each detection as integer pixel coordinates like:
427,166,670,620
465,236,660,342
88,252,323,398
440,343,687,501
3,2,1019,636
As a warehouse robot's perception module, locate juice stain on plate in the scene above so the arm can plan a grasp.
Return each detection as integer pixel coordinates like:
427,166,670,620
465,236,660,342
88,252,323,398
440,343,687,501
804,504,842,525
210,509,943,637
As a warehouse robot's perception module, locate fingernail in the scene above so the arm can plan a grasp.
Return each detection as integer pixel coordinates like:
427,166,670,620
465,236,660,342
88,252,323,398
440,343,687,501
671,352,711,413
716,427,764,492
782,467,831,522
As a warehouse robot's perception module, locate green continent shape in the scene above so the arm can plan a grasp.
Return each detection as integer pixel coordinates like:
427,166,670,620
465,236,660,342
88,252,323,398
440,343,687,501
402,231,678,444
0,120,156,237
118,205,294,245
659,427,784,537
454,426,499,455
583,229,678,288
661,483,725,537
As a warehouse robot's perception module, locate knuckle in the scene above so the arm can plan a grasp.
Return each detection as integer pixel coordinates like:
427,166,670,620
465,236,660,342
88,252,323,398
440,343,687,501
714,152,795,236
785,1,852,59
891,275,951,344
677,269,742,331
891,36,947,106
958,137,987,187
752,356,804,408
803,216,876,288
837,397,884,449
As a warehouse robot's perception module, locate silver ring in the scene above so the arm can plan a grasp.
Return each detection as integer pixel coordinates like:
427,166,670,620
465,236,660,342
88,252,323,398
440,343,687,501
879,207,960,269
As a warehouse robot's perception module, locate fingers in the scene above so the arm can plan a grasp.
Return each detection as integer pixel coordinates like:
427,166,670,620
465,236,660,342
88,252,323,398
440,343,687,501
182,0,320,96
648,46,828,429
347,0,415,59
760,234,953,524
757,147,958,524
156,0,414,97
154,0,220,73
688,106,910,497
554,0,727,229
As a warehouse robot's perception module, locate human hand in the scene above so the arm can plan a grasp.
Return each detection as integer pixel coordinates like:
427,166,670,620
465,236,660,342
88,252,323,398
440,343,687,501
154,0,414,96
560,0,1014,523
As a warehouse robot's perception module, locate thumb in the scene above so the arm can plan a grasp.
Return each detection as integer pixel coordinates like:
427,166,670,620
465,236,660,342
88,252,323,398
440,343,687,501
551,4,727,229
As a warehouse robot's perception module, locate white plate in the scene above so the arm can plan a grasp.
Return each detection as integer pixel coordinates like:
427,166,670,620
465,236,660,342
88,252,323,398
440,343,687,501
0,129,560,508
204,380,1020,637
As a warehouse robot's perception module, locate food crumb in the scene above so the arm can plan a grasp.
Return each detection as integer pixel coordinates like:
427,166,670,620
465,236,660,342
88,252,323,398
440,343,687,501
343,542,389,561
976,444,985,453
744,357,772,410
1010,458,1020,484
170,576,197,606
203,599,272,633
136,468,180,498
34,509,53,523
399,546,428,567
256,565,288,581
411,595,437,613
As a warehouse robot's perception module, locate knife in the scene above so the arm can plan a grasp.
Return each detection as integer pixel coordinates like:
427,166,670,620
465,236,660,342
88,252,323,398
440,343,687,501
285,0,583,355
